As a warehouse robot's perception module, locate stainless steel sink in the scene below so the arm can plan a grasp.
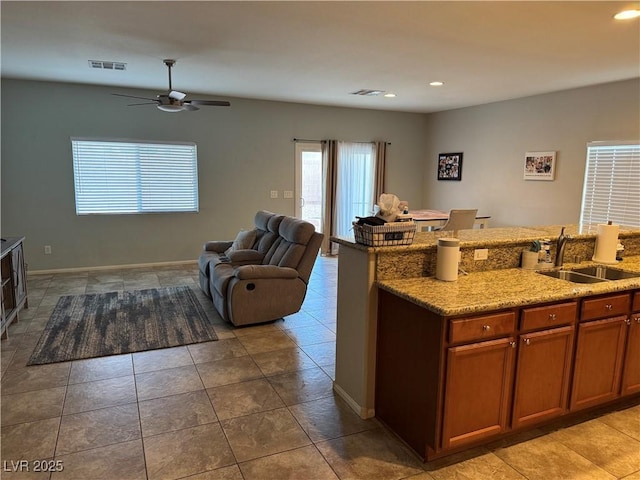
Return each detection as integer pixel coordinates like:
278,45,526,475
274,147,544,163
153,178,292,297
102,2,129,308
571,266,640,280
537,270,607,283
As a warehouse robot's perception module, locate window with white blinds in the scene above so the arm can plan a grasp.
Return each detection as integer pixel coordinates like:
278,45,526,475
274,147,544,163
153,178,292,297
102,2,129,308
71,138,199,215
580,141,640,227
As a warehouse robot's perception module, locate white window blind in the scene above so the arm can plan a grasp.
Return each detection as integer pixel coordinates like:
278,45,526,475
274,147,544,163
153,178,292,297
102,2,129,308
580,141,640,227
71,138,199,215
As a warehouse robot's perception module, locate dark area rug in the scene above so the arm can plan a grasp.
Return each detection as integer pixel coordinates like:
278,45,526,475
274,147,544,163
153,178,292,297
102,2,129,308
28,286,218,365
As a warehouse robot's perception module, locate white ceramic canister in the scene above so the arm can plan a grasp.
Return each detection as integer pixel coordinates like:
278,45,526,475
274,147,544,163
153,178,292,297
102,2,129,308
436,238,460,281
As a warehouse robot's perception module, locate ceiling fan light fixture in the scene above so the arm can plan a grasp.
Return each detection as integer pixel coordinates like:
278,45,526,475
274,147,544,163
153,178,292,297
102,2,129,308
157,104,184,112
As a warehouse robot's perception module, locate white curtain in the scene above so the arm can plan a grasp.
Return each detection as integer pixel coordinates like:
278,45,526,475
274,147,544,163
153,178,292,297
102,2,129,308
334,142,376,238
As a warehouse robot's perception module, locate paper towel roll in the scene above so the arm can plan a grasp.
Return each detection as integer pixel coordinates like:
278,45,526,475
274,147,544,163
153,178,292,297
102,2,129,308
436,238,460,281
592,223,619,264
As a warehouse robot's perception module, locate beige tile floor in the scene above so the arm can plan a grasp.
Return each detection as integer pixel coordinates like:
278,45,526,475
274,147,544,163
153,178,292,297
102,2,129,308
1,256,639,480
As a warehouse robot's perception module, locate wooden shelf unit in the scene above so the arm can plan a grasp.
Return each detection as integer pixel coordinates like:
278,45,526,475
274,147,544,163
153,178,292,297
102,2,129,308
1,236,28,338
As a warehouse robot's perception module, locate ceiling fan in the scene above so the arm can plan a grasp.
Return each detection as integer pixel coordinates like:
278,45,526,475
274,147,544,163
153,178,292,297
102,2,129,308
112,59,230,112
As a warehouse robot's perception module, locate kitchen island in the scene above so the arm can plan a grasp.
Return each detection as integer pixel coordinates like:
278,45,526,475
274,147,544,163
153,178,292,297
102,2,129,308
330,224,640,460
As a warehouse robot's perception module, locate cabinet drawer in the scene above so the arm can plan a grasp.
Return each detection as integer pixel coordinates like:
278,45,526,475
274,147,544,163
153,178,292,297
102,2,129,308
581,293,630,321
449,311,516,344
633,291,640,313
521,302,577,331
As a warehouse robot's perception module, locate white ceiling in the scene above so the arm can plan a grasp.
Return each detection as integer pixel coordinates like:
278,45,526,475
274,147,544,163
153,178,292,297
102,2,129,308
2,1,639,113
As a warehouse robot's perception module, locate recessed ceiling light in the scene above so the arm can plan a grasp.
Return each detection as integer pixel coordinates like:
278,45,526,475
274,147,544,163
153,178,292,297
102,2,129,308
429,81,444,87
383,93,396,98
614,9,640,20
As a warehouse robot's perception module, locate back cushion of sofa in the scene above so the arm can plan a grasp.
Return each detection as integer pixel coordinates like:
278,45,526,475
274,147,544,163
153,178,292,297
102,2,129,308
253,212,284,259
267,217,316,268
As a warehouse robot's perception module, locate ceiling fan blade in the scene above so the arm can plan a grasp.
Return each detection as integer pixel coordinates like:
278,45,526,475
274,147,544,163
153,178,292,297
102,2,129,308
112,93,158,102
182,104,199,112
127,102,159,107
188,100,231,107
169,90,186,101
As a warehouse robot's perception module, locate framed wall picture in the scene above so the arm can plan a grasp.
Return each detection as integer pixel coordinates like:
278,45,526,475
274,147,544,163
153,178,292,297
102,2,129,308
524,151,556,181
437,152,463,181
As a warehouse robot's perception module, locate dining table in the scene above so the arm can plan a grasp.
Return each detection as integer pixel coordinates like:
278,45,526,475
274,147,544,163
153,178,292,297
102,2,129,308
409,209,491,231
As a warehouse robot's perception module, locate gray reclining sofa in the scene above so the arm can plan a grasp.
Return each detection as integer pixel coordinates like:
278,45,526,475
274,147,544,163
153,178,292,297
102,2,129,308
198,210,324,326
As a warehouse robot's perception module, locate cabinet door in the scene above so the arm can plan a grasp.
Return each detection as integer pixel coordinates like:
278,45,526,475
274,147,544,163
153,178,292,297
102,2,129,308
442,337,515,449
621,314,640,396
512,326,574,429
571,316,627,411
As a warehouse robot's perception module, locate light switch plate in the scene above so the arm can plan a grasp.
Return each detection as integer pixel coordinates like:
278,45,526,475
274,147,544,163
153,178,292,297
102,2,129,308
283,190,293,198
270,190,278,199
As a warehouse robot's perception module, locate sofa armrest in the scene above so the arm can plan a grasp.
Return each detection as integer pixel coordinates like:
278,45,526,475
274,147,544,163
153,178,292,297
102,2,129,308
227,249,264,265
234,265,299,280
204,241,233,253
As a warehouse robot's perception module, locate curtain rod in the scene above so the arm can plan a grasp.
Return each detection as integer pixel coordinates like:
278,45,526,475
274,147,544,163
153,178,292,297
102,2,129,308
292,138,391,145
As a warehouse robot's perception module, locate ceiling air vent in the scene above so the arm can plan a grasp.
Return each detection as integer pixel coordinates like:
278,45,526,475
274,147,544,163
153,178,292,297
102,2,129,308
89,60,127,71
350,89,385,96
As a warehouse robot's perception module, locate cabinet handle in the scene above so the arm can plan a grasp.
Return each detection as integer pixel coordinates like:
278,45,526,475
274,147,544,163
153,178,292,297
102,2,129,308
548,313,556,321
605,304,613,311
625,318,632,326
482,325,491,331
523,338,531,345
509,341,516,348
636,317,640,324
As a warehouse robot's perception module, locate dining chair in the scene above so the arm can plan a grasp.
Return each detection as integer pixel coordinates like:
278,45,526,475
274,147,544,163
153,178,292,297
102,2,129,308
440,209,478,231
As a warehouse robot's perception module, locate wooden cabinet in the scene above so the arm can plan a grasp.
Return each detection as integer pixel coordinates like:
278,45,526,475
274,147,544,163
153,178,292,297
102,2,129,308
376,288,639,462
442,337,515,448
571,293,631,410
1,237,28,338
512,325,575,428
621,295,640,396
449,311,515,343
512,302,576,428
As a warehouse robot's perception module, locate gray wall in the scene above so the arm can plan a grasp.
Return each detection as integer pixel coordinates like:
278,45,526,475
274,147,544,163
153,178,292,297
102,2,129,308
423,78,640,227
4,78,638,271
1,79,427,271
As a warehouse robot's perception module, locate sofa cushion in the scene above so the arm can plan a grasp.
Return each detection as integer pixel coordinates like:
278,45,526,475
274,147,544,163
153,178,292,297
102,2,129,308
279,217,315,245
225,229,257,256
254,212,284,260
226,249,264,265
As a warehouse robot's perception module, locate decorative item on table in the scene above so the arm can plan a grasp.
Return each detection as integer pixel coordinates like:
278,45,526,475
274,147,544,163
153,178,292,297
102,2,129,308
352,193,416,246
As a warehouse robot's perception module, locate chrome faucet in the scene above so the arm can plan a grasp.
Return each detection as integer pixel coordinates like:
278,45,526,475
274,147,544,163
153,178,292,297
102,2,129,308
555,226,570,267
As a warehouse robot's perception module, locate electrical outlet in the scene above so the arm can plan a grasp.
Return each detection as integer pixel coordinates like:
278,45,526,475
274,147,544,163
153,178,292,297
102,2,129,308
270,190,278,199
44,245,52,255
474,248,488,260
283,190,293,199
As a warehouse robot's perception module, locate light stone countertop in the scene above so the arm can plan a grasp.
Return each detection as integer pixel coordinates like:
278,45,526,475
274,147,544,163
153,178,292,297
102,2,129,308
377,256,640,317
333,224,640,252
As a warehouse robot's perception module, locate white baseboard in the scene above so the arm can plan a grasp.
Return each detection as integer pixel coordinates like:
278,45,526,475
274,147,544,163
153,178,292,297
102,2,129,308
29,260,198,276
333,382,375,419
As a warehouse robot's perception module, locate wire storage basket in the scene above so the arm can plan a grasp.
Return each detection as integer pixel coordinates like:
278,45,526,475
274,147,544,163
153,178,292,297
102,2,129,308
352,221,416,247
